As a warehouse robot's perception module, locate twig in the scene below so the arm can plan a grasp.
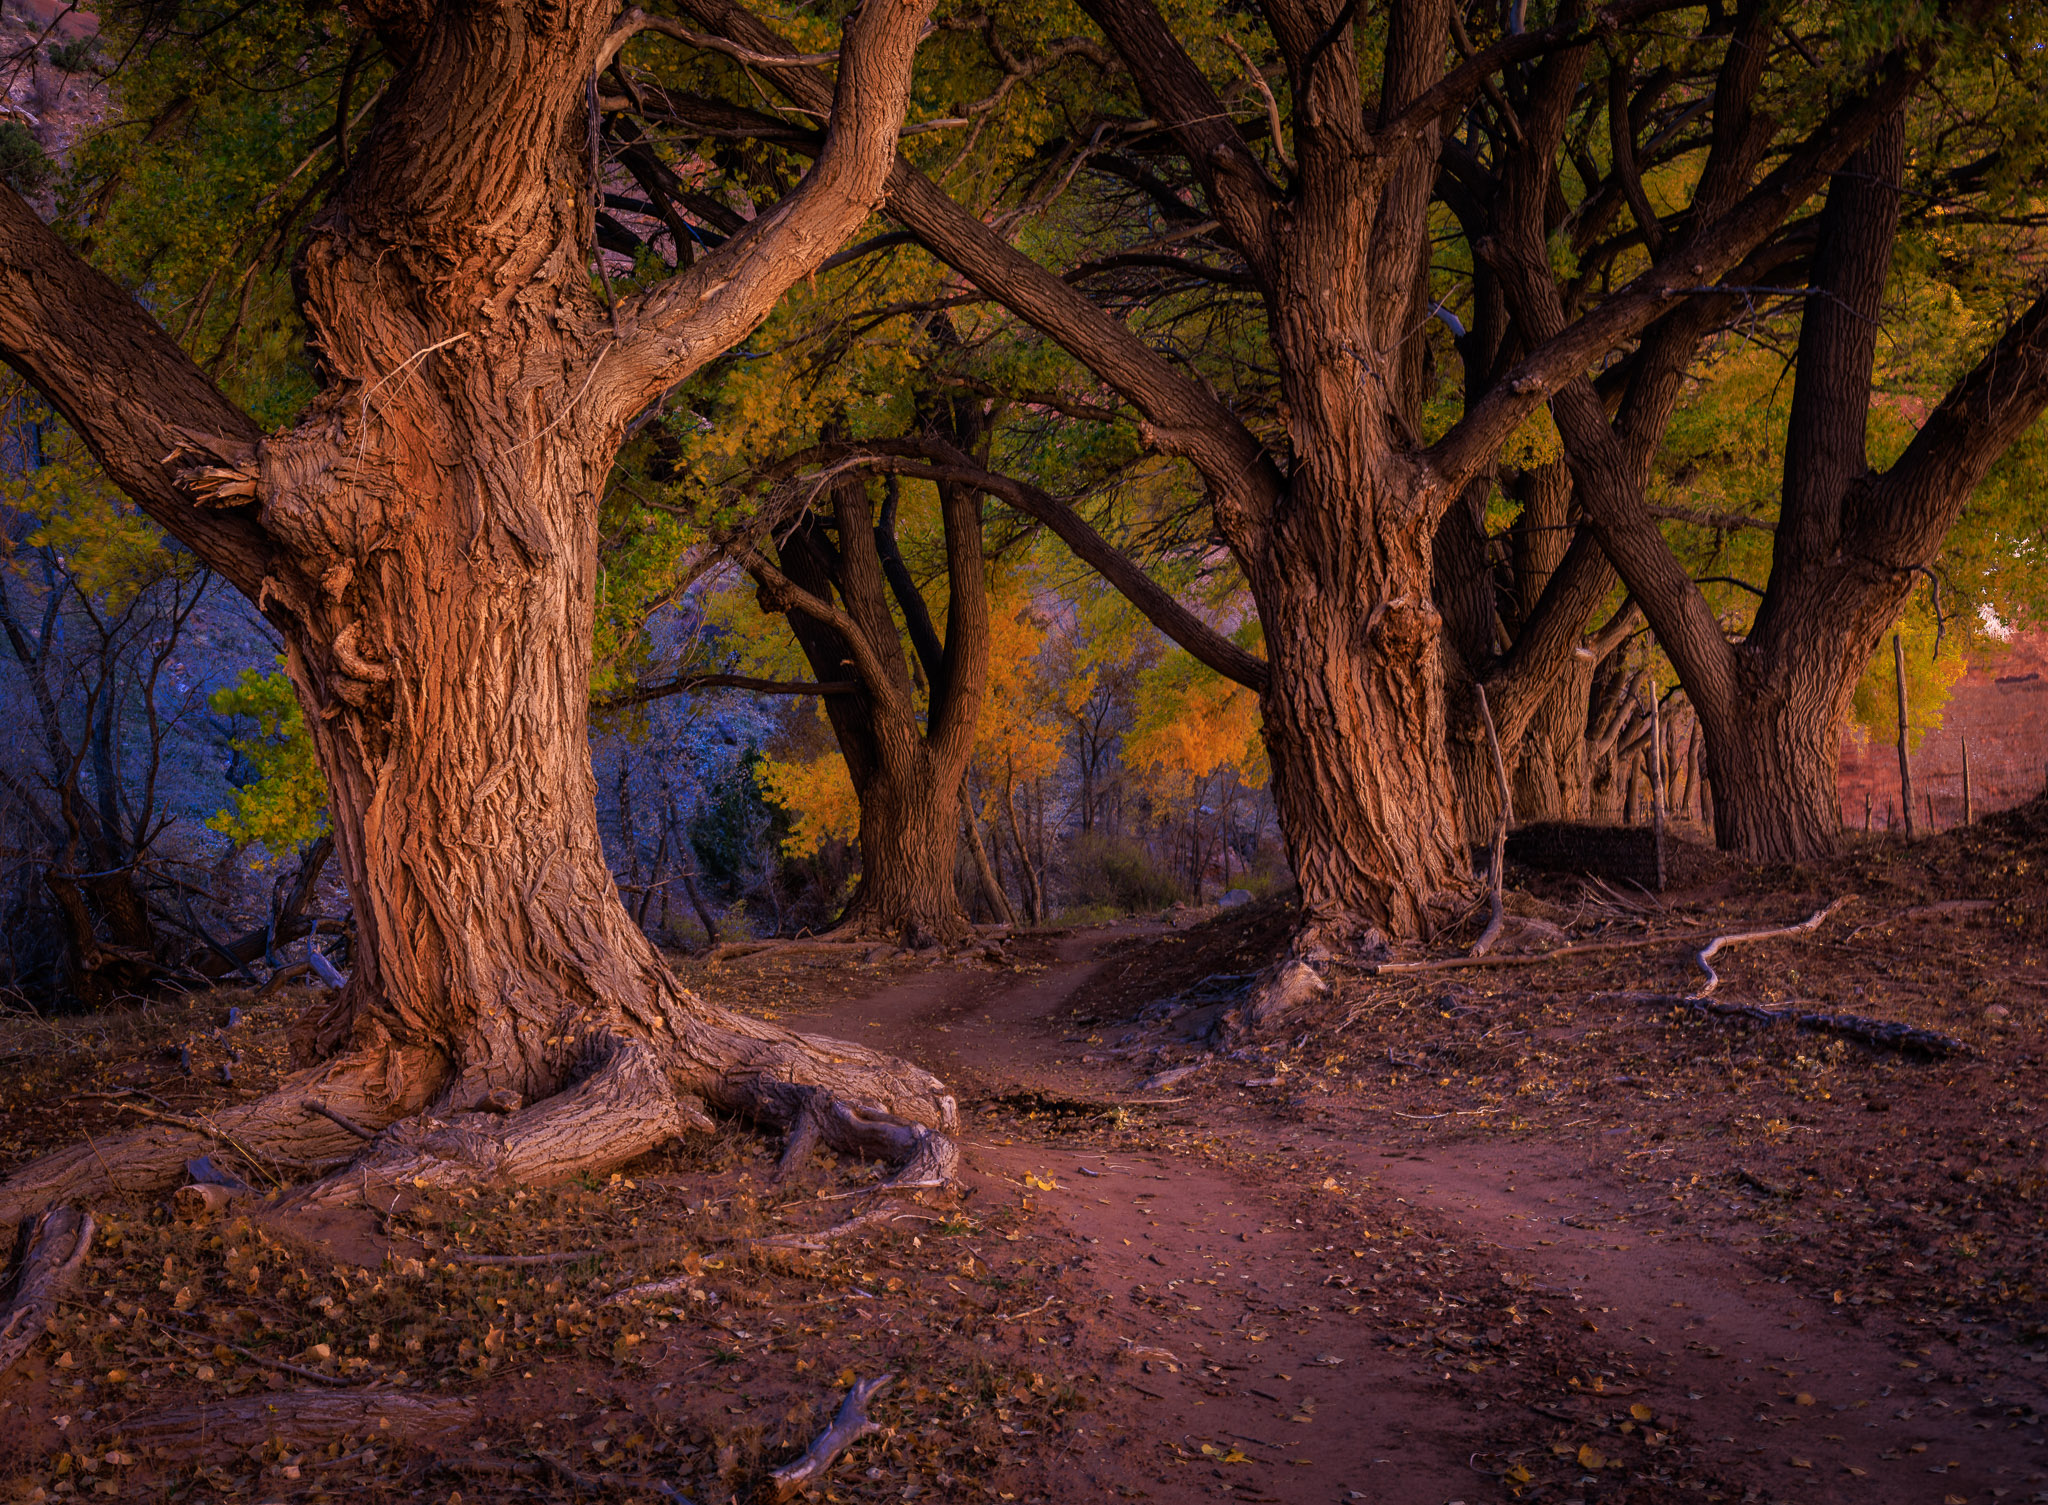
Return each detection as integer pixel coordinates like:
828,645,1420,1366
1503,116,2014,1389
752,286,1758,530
151,1319,360,1387
440,1249,601,1267
767,1375,892,1502
109,1101,290,1183
994,1296,1064,1322
1690,896,1854,996
1367,930,1718,975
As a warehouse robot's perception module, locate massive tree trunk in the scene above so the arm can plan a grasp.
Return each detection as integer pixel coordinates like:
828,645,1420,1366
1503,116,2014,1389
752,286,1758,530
1251,476,1468,948
0,0,948,1222
1699,654,1858,862
1562,108,2048,862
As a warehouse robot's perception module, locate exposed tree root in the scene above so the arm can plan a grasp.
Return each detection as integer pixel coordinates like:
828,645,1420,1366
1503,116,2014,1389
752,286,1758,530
767,1374,893,1502
0,1207,94,1380
118,1392,476,1457
0,1029,445,1226
288,1033,714,1207
1,978,959,1232
1215,959,1327,1042
701,938,876,965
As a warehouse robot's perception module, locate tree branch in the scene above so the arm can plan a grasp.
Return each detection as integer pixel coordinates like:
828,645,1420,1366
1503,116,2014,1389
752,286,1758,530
600,0,935,419
593,672,856,710
0,189,272,599
673,0,1284,537
833,439,1269,693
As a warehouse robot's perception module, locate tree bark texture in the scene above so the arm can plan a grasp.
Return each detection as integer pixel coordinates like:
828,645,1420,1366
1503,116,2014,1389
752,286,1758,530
0,0,950,1222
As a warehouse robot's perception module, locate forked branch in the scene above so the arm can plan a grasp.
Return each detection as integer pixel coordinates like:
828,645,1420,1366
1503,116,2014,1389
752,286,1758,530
768,1374,893,1501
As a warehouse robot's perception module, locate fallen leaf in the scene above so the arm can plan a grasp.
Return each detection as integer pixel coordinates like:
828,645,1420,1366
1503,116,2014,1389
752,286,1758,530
1578,1445,1606,1470
1790,1458,1812,1469
1630,1403,1652,1421
1795,1393,1815,1406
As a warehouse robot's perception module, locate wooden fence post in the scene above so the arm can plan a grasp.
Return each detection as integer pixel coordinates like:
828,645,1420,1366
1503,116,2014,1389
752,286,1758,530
1961,736,1973,825
1894,633,1916,838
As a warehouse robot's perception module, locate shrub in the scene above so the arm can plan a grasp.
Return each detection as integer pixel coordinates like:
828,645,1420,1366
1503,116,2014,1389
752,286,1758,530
46,37,96,72
0,121,53,196
1059,832,1185,915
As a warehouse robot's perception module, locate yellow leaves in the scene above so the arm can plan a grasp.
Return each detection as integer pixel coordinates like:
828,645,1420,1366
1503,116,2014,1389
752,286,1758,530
1124,640,1267,798
1577,1444,1607,1470
1794,1392,1815,1407
755,752,859,859
1198,1442,1250,1463
1630,1403,1653,1421
1023,1172,1059,1190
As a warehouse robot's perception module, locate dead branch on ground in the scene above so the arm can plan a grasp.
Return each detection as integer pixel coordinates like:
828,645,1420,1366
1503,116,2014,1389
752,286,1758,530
767,1374,893,1501
1597,896,1967,1056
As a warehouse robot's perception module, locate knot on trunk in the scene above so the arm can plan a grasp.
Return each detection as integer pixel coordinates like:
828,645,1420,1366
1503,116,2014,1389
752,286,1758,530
1363,594,1441,658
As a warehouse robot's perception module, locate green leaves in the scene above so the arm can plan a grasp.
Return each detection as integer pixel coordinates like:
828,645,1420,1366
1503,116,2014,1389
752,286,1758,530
207,663,330,860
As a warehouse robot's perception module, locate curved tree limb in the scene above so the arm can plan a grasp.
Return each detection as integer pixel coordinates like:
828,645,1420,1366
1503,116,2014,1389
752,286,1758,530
0,190,272,599
768,1375,893,1502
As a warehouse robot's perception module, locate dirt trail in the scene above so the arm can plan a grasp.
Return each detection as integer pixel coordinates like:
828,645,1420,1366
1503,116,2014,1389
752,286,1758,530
785,925,2048,1504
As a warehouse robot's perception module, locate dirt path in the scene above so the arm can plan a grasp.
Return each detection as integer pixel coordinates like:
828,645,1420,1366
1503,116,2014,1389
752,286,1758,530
783,925,2048,1504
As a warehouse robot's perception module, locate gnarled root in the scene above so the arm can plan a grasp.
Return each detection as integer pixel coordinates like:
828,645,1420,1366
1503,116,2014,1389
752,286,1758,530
1216,958,1328,1042
0,1030,444,1225
1,978,961,1223
0,1207,94,1379
767,1084,959,1190
290,1033,713,1207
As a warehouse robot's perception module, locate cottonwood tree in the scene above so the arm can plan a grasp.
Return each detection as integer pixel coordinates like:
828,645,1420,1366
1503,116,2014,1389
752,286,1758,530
0,0,959,1221
674,0,1935,949
1538,71,2048,858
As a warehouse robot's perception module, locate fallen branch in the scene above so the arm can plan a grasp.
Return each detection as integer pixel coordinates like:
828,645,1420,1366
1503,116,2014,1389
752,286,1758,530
1596,896,1965,1056
1690,896,1854,996
1614,992,1968,1057
0,1207,94,1379
1365,929,1719,975
768,1374,892,1502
